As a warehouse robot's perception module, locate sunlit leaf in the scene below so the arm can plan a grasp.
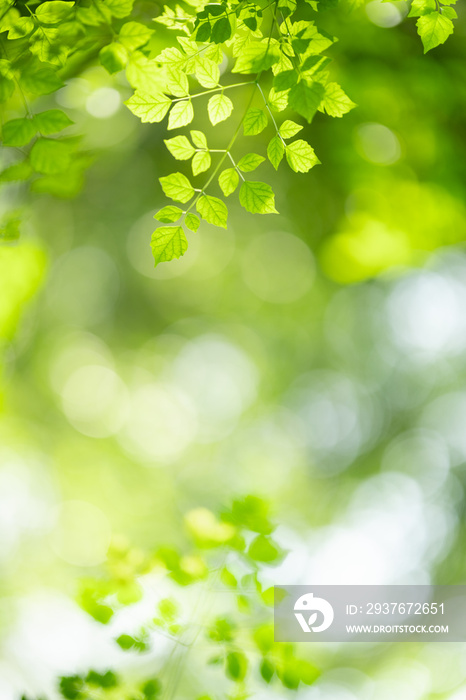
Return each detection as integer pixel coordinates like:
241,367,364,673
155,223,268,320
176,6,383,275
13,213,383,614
285,139,320,172
218,168,239,196
267,135,285,170
168,100,194,130
243,108,268,135
207,94,233,125
192,151,211,175
185,213,200,231
239,181,277,214
159,172,194,203
196,194,228,227
237,153,265,172
151,226,188,266
2,117,36,147
154,205,184,223
125,92,171,123
164,135,195,160
416,11,454,52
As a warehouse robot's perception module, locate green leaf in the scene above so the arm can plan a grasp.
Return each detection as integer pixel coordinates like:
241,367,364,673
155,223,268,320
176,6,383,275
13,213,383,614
168,100,194,130
154,205,183,223
30,138,72,174
288,81,325,122
268,87,289,112
226,651,248,682
30,27,69,66
164,135,195,160
0,215,20,241
159,172,194,203
0,161,33,183
7,17,34,39
59,675,85,699
2,118,36,147
267,135,285,170
408,0,436,17
279,119,303,139
442,6,458,19
36,1,75,23
239,181,277,214
223,495,273,534
86,671,118,688
20,63,64,95
100,43,128,74
142,679,162,699
243,108,268,135
220,567,237,587
190,130,207,149
34,110,73,135
278,0,297,16
260,658,275,683
416,11,454,51
185,213,200,232
119,21,153,50
237,153,265,172
195,57,220,89
125,92,171,123
151,226,188,266
105,0,135,18
207,94,233,125
232,40,280,73
286,139,320,172
218,168,239,197
166,68,189,97
192,151,211,176
273,69,298,91
248,534,281,562
320,82,356,117
115,633,149,652
196,194,228,228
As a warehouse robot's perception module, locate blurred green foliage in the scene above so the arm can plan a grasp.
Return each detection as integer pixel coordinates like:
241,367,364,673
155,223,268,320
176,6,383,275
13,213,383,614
1,0,466,699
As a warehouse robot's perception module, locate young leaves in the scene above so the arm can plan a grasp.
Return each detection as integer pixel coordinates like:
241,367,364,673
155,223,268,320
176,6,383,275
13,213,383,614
288,81,325,123
243,108,268,135
168,100,194,129
125,92,171,123
155,205,183,223
2,118,36,147
151,226,188,266
34,109,73,134
219,168,239,196
267,136,285,170
207,94,233,125
239,182,277,215
196,195,228,228
164,136,195,160
416,11,454,52
237,153,265,172
192,151,211,175
185,213,200,232
30,138,71,174
286,140,320,172
159,173,194,203
190,130,208,149
119,21,153,50
279,120,303,139
320,83,356,117
100,44,128,74
36,1,75,23
195,58,220,88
